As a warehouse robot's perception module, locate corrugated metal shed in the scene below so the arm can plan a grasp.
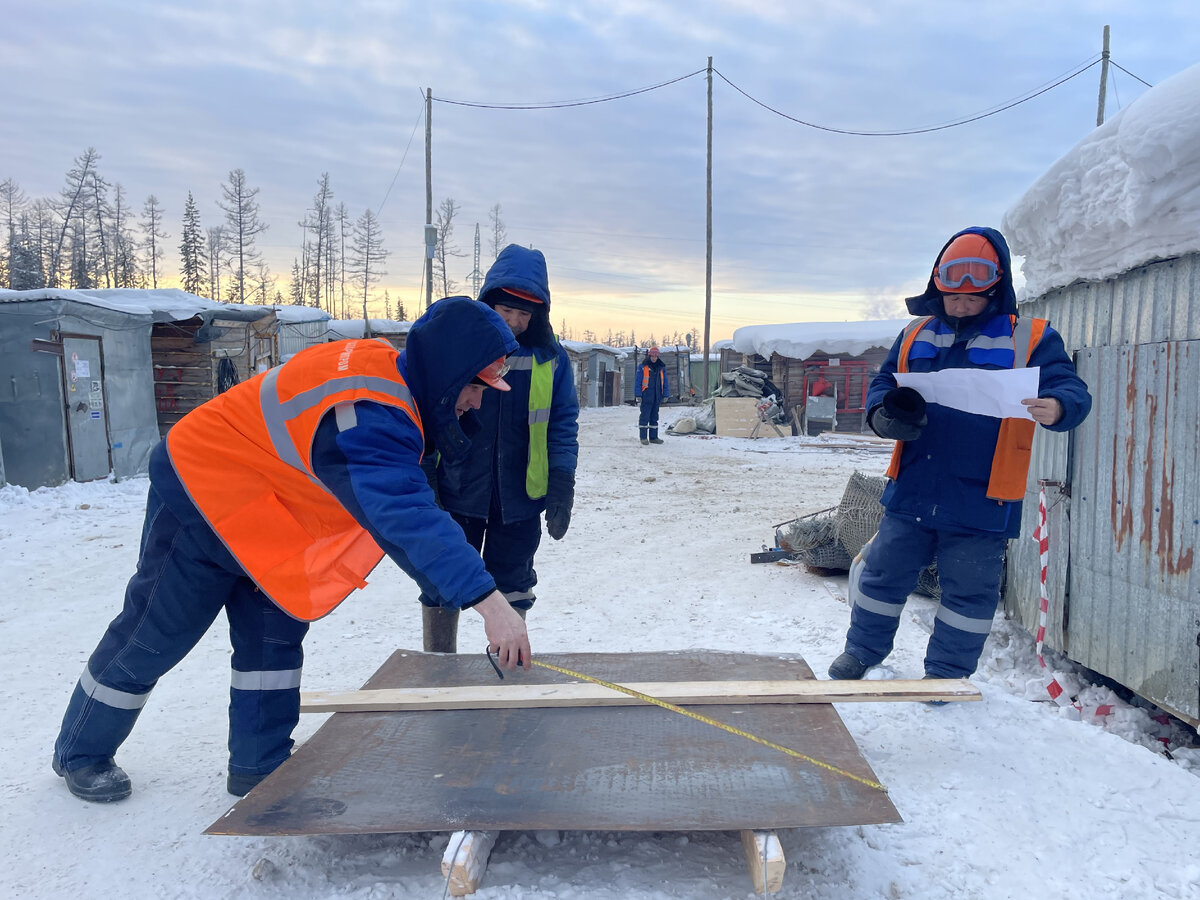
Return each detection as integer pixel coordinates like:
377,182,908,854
0,291,159,488
561,341,625,408
1007,253,1200,726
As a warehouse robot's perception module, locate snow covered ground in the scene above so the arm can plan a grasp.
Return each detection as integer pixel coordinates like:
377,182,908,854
3,406,1198,899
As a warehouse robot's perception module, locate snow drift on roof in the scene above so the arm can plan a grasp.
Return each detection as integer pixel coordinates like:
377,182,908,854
1003,60,1200,297
731,320,908,360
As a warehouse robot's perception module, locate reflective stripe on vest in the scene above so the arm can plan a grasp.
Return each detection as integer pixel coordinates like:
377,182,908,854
885,315,1048,502
166,339,423,621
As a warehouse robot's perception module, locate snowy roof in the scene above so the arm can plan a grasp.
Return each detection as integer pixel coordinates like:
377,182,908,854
324,318,412,339
0,287,216,320
731,319,908,360
0,287,335,325
560,339,626,357
1003,61,1200,297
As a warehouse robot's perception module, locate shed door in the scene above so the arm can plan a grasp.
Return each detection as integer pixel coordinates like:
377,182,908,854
61,336,111,482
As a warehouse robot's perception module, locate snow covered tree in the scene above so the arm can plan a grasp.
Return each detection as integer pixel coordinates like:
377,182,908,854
178,192,208,296
0,178,26,288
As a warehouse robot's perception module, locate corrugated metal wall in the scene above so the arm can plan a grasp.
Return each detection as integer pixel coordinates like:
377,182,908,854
1006,253,1200,725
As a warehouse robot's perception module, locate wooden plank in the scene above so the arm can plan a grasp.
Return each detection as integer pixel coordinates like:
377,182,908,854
441,830,496,896
299,678,981,713
740,830,785,894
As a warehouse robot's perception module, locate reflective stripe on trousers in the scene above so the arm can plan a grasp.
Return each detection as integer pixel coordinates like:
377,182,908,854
844,513,1007,678
53,483,309,776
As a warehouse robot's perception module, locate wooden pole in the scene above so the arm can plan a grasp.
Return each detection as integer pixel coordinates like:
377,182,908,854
425,87,434,310
702,56,714,400
1096,25,1110,127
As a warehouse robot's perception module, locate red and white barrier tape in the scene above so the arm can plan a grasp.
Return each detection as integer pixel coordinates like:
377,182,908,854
1033,486,1080,710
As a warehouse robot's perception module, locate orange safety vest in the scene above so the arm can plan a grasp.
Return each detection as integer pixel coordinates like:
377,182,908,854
166,339,423,621
885,315,1048,502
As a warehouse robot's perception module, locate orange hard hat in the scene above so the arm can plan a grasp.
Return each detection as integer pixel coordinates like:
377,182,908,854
933,233,1002,293
474,356,511,391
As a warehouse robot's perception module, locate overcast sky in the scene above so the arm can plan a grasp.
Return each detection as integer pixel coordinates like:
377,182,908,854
4,1,1199,342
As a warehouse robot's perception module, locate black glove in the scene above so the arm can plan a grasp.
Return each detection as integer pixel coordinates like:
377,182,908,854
544,469,575,540
869,386,927,442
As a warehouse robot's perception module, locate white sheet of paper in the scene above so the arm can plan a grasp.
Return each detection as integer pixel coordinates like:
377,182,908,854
894,367,1040,419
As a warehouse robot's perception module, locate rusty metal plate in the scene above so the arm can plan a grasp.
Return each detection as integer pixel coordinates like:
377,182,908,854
207,650,900,835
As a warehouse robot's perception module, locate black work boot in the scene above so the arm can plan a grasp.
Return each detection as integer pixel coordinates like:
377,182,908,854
227,771,270,797
53,756,132,803
422,605,460,653
827,652,870,680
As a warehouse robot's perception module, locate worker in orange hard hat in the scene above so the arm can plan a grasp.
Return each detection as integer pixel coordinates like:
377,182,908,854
53,297,529,805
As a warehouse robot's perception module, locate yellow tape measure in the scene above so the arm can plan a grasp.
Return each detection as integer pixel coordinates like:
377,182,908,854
527,658,887,793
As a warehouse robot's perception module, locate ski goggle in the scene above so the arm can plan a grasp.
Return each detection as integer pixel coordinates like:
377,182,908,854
935,257,1001,290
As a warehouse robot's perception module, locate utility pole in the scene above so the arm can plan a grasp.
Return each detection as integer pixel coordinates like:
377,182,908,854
1096,25,1110,126
425,87,434,310
702,56,713,401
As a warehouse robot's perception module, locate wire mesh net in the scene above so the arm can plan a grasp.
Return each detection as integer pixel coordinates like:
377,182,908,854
834,471,889,558
776,511,854,570
775,470,943,594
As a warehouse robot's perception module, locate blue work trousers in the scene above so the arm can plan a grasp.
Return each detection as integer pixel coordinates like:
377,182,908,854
420,510,541,611
844,512,1007,677
638,398,662,441
53,485,310,779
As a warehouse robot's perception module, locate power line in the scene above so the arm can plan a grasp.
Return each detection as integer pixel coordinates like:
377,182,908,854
375,101,425,217
1109,60,1153,88
711,56,1104,136
431,69,706,109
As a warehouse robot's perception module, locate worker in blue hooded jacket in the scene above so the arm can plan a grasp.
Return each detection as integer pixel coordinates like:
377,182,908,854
419,244,580,651
828,226,1091,683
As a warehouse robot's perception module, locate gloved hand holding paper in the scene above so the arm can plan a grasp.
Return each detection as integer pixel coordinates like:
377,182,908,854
894,367,1040,420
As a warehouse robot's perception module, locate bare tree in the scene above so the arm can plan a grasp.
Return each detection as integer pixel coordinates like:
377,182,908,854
336,203,349,318
141,194,168,289
488,202,507,260
432,196,464,299
349,208,388,321
217,169,267,303
300,173,333,311
206,225,225,302
111,184,142,288
49,147,100,287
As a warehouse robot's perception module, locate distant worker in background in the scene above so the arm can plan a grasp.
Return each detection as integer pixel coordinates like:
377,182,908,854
419,244,579,652
52,298,530,804
828,226,1091,683
635,345,669,445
